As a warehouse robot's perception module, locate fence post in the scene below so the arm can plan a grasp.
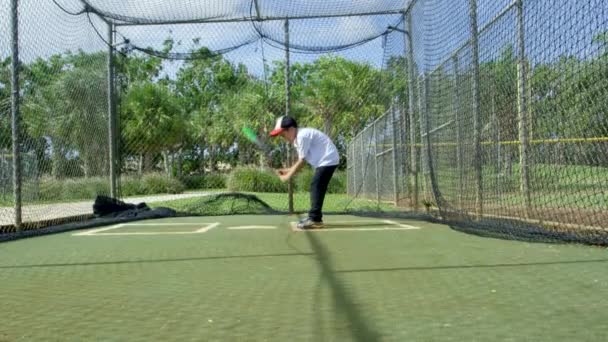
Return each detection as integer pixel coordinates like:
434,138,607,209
284,19,294,214
417,76,427,200
391,105,399,205
10,0,22,229
452,55,464,210
405,12,418,211
373,120,380,205
107,23,118,199
361,132,366,197
516,0,531,218
468,0,483,219
349,139,354,196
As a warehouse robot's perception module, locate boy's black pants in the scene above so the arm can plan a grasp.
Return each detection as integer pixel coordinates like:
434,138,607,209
309,165,338,222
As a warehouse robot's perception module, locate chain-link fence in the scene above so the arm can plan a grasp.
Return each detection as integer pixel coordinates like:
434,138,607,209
1,0,607,244
348,0,608,243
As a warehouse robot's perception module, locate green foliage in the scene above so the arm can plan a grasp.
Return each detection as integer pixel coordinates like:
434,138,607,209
227,167,287,193
180,173,227,190
140,173,186,195
20,52,109,178
120,177,148,196
294,167,347,194
4,28,607,191
39,177,110,201
35,174,186,202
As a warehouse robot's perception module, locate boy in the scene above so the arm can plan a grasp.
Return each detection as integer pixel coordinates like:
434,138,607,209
270,116,340,229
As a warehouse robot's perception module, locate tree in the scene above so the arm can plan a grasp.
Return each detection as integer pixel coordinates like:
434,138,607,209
21,51,109,178
175,48,252,172
122,81,185,174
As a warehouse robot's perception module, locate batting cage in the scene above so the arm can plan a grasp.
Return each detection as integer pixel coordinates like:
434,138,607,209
1,0,607,340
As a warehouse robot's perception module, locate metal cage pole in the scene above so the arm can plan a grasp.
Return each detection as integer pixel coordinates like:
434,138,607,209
405,12,418,211
373,120,380,204
452,55,464,210
417,76,428,201
10,0,22,229
107,22,118,199
391,105,399,204
469,0,483,219
516,0,531,218
284,19,294,214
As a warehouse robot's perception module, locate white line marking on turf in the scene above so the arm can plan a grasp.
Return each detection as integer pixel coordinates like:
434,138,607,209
227,225,277,230
74,222,219,236
196,222,219,233
289,221,420,232
121,223,206,226
72,224,124,236
382,220,420,230
87,231,206,236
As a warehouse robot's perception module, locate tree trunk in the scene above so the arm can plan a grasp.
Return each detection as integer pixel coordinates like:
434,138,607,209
52,144,65,179
176,148,183,177
138,154,144,175
162,150,171,177
140,153,155,174
259,151,267,170
323,113,333,137
83,155,90,178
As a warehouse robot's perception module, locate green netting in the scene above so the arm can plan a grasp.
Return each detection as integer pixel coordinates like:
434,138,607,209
0,0,607,247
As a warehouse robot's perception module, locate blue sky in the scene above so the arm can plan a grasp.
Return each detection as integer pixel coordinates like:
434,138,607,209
0,0,606,79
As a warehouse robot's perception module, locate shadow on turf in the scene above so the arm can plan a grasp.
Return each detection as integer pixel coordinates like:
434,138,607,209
335,258,608,274
304,232,383,342
0,252,313,269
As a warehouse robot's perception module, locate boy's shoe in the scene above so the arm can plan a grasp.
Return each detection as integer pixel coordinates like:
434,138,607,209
297,218,324,229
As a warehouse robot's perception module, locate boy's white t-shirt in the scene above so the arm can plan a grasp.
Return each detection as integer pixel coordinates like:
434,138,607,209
294,128,340,168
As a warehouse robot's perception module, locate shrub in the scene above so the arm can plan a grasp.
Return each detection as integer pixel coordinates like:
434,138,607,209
120,177,148,196
141,173,185,195
180,173,226,190
60,177,109,200
294,167,346,194
38,177,67,201
204,173,227,189
39,177,110,201
227,167,287,193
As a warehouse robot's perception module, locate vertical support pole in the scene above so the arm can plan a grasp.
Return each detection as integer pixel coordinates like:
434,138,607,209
107,22,117,199
405,12,418,211
516,0,531,218
347,143,351,196
10,0,22,229
468,0,483,219
351,136,356,197
417,77,427,200
391,105,399,205
491,84,499,194
371,120,380,205
452,55,463,209
419,75,437,205
418,75,443,212
284,19,294,214
360,132,366,197
373,120,380,205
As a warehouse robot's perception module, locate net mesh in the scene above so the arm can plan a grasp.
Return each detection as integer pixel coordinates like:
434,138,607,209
0,0,607,245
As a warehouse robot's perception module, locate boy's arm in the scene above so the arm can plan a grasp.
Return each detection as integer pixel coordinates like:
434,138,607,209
278,158,306,182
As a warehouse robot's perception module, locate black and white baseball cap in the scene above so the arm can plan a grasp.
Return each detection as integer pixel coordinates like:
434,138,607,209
269,116,298,137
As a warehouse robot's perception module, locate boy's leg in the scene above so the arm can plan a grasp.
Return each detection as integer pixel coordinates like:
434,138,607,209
308,165,338,222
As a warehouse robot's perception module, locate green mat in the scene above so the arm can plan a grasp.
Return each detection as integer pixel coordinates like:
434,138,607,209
1,215,607,341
